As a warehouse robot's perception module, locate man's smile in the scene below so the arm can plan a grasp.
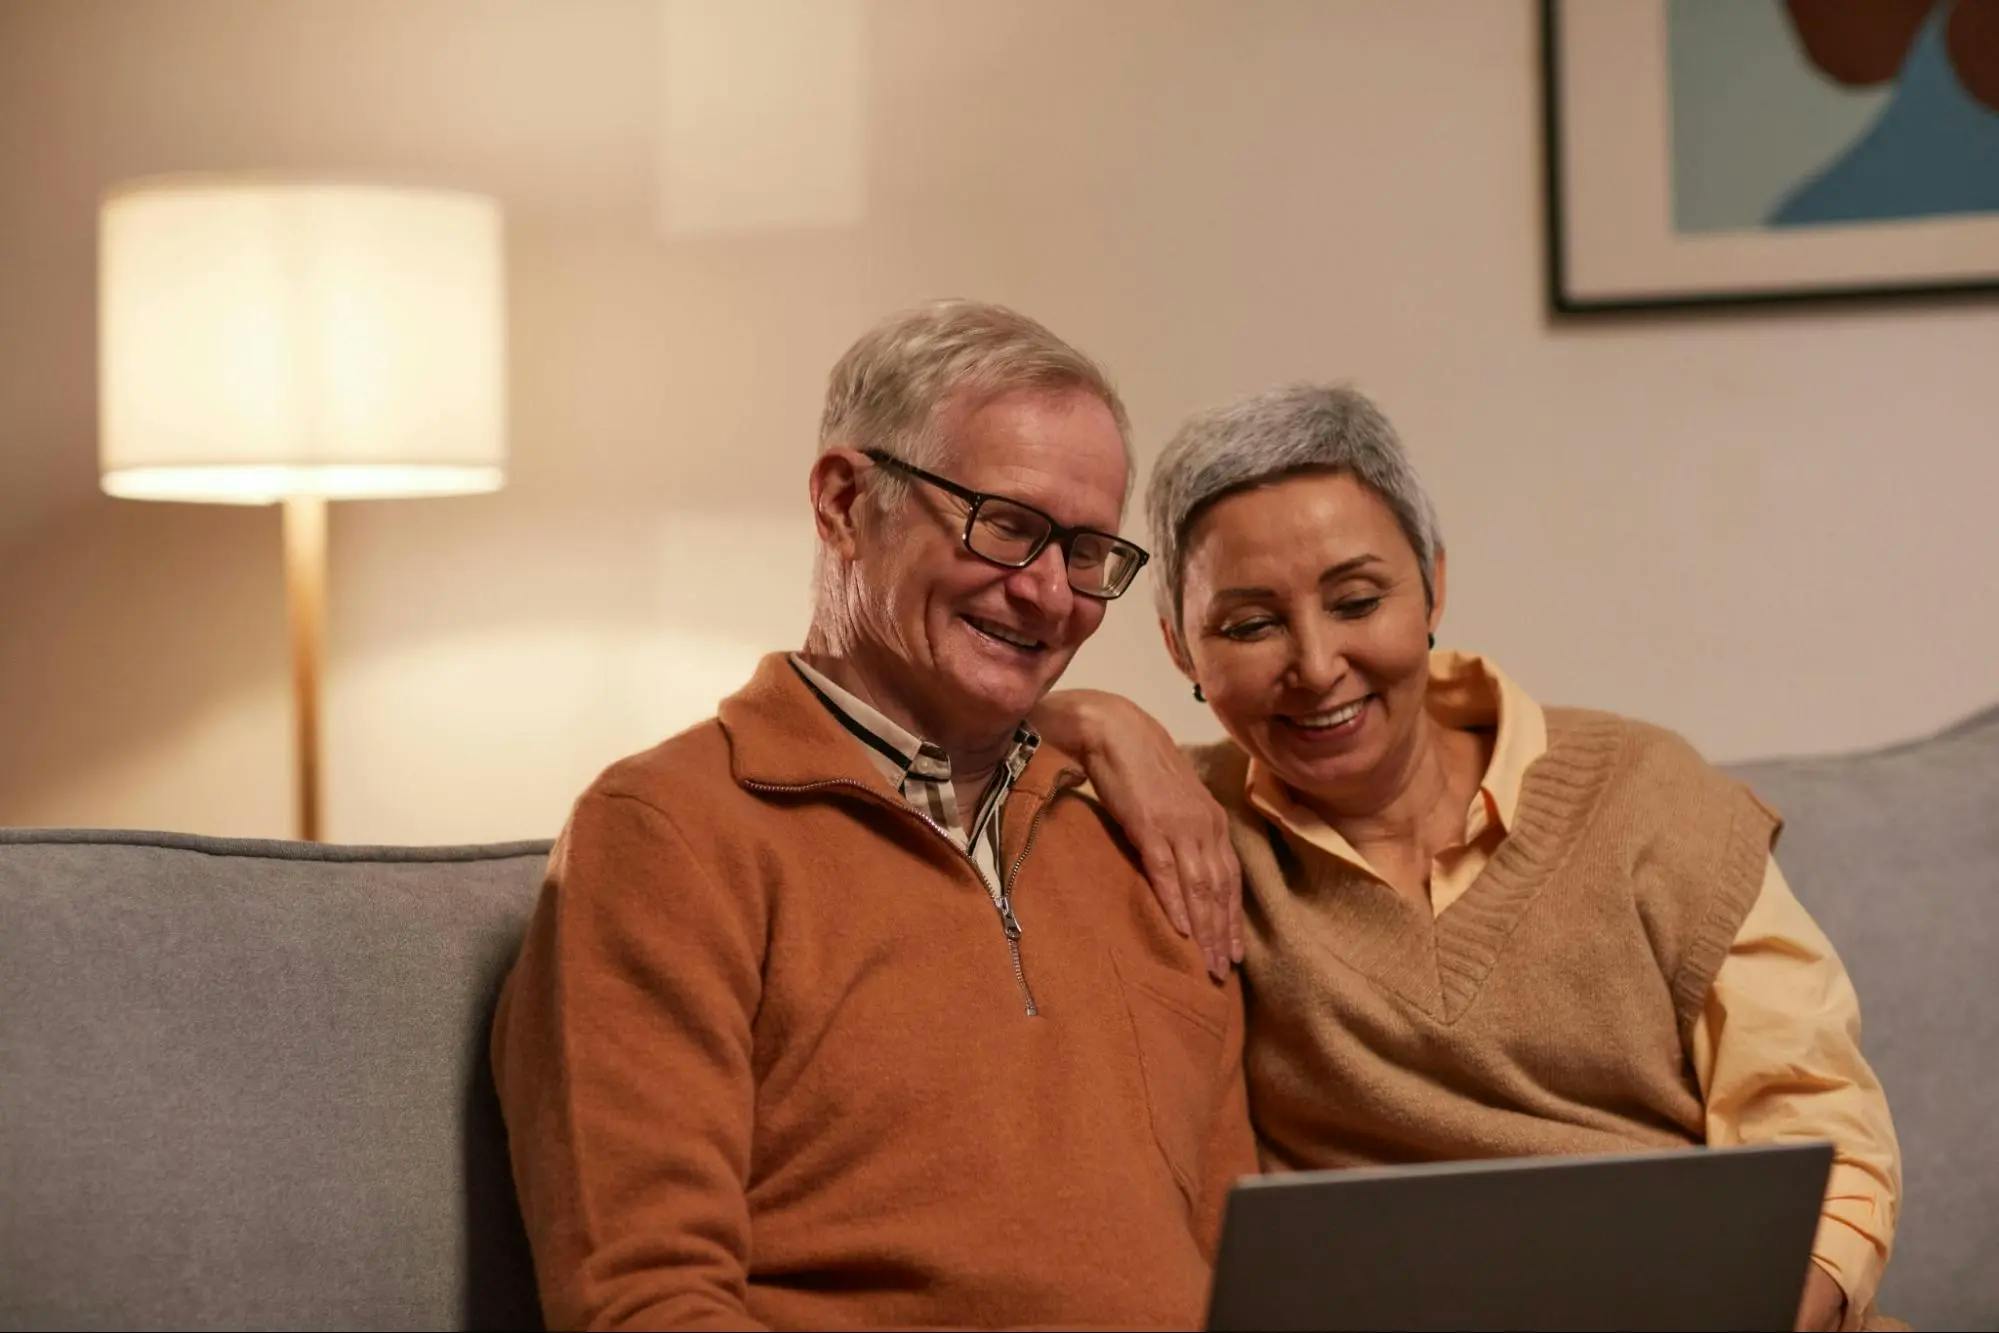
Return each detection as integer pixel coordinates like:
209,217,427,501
962,613,1046,654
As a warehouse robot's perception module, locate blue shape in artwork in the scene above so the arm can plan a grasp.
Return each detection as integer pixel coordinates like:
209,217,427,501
1771,8,1999,227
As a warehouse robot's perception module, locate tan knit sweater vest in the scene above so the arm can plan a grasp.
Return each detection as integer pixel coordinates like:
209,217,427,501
1195,707,1778,1172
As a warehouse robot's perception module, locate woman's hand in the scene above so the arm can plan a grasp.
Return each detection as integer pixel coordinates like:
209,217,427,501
1033,689,1243,978
1795,1264,1848,1332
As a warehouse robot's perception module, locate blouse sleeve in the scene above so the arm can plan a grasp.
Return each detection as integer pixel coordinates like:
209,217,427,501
1689,856,1902,1331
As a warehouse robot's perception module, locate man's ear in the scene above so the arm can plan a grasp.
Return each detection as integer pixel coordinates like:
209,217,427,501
809,448,869,561
1159,615,1196,681
1427,545,1448,638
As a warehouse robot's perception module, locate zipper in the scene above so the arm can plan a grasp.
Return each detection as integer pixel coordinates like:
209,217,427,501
994,774,1079,1018
996,897,1035,1017
742,773,1052,1016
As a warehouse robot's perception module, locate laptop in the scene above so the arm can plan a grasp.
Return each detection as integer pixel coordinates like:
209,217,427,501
1206,1141,1832,1332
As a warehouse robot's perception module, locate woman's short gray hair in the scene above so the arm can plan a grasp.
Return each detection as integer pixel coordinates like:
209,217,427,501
1146,384,1442,645
818,298,1133,511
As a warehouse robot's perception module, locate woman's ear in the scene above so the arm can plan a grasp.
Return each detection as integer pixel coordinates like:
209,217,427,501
809,448,868,560
1427,545,1448,638
1159,615,1196,681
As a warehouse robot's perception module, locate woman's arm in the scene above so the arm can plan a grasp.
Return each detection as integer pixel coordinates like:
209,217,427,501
1691,857,1902,1333
1032,689,1243,978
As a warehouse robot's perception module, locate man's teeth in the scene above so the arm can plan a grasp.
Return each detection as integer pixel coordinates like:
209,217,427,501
969,617,1040,650
1293,698,1365,728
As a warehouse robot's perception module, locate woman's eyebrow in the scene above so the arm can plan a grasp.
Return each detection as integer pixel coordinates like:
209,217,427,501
1210,555,1383,606
1318,554,1383,582
1211,585,1278,605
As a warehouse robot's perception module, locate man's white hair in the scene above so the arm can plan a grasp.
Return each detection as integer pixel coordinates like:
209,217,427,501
817,298,1132,511
808,301,1133,644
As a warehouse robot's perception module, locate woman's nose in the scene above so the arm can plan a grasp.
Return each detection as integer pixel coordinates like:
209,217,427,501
1287,620,1344,694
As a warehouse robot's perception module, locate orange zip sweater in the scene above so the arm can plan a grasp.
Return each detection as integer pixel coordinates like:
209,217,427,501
492,653,1256,1331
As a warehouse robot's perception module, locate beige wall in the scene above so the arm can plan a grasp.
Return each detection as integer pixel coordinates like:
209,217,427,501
3,0,1995,844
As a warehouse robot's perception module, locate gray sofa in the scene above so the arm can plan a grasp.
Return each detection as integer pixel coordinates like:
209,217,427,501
2,705,1994,1331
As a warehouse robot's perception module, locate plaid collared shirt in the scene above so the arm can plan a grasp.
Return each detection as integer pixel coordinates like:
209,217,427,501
788,654,1039,902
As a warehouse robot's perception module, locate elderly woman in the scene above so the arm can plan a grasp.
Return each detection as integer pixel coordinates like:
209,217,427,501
1041,385,1901,1332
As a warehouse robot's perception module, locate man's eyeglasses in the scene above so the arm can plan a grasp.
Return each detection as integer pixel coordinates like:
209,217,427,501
864,449,1150,600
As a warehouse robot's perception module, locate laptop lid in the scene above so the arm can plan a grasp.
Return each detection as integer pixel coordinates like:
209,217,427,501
1206,1141,1833,1332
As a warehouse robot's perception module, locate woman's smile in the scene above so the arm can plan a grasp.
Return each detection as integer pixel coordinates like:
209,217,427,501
1276,694,1373,744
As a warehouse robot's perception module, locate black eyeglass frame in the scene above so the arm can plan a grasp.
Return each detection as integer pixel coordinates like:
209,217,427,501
863,448,1151,600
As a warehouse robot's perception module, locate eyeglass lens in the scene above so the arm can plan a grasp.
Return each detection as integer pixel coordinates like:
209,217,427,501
967,497,1142,596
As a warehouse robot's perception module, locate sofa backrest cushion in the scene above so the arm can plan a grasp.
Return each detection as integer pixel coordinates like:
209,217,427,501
1726,704,1999,1332
0,829,551,1332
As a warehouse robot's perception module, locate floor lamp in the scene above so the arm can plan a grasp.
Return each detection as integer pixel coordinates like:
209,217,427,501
97,177,507,841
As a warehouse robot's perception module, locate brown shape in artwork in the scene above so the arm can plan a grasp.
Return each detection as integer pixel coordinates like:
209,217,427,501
1782,0,1940,85
1945,0,1999,111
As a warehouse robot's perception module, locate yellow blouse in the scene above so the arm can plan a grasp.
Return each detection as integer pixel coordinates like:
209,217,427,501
1245,651,1901,1327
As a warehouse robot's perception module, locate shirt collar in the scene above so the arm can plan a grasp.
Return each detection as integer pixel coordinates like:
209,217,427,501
787,653,1040,810
1422,649,1546,832
788,653,941,790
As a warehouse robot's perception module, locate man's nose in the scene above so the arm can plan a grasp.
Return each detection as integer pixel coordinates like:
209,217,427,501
1003,539,1074,619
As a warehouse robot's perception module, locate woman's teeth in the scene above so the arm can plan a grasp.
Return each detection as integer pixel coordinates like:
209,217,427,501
1292,698,1366,728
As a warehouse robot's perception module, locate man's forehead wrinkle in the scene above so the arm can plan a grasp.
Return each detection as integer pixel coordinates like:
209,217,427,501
925,412,1127,536
936,382,1130,459
968,468,1126,538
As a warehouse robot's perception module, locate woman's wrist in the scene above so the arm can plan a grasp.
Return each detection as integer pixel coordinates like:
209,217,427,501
1035,688,1114,760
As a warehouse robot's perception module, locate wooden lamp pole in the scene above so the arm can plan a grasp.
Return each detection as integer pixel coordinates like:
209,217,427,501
282,496,326,842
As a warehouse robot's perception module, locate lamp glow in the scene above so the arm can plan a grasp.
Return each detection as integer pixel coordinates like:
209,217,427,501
99,178,505,499
97,177,506,840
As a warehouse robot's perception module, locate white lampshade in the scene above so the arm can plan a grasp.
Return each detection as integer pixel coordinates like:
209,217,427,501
99,177,505,504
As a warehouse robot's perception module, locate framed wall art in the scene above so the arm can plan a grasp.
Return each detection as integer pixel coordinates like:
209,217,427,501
1543,0,1999,312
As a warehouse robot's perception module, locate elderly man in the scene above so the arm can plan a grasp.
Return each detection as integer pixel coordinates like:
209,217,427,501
492,300,1256,1331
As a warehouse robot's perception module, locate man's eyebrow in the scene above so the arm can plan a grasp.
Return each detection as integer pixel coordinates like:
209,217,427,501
1209,555,1384,605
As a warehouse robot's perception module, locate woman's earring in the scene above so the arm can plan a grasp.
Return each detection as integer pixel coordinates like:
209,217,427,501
1428,633,1436,650
1192,683,1206,703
